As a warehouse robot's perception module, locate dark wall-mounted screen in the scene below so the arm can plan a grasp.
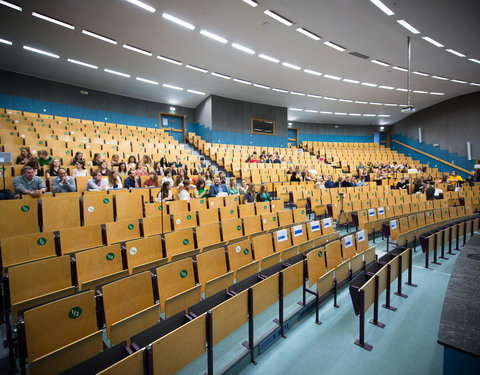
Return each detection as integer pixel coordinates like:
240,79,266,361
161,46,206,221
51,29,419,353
251,118,275,135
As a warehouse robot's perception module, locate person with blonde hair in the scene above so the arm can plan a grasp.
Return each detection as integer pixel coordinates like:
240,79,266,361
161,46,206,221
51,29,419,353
104,170,122,190
244,183,256,203
227,176,239,195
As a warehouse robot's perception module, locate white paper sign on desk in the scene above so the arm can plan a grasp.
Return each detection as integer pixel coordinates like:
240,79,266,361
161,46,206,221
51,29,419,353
391,220,398,229
323,218,332,228
357,230,366,242
368,209,376,217
293,225,303,237
276,229,288,243
310,221,320,232
344,235,353,248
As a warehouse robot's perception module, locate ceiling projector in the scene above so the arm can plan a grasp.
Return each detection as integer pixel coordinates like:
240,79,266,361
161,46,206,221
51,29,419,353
401,105,416,113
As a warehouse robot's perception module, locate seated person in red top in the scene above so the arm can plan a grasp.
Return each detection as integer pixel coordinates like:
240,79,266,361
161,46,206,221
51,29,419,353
144,171,159,187
250,152,258,163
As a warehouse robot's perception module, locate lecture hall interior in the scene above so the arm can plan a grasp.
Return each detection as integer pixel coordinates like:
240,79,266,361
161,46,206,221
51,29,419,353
0,0,479,374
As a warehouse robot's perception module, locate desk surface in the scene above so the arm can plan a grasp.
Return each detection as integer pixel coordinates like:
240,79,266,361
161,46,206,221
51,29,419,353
438,233,480,357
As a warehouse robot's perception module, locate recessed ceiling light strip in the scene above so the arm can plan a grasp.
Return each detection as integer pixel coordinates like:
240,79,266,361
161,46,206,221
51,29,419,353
123,44,152,56
82,30,117,45
68,58,98,69
23,45,59,58
32,12,75,29
125,0,155,13
0,0,21,11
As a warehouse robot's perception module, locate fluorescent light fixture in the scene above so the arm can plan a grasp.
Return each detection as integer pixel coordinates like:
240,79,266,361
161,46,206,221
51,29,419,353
468,58,480,64
136,77,158,85
324,41,345,51
186,64,208,73
370,102,383,105
370,0,394,16
323,97,337,101
304,69,322,76
23,45,59,58
290,91,306,96
413,90,428,94
396,20,420,34
0,1,21,11
242,0,258,7
82,30,117,44
264,10,292,26
123,44,152,56
339,99,353,103
104,68,130,77
324,74,341,80
363,114,376,117
432,75,448,80
307,94,322,98
161,13,194,30
429,92,445,95
334,112,347,115
0,38,12,45
380,127,385,131
157,55,182,65
349,113,362,116
451,79,467,84
187,89,205,95
282,62,301,70
211,72,230,79
200,29,228,44
371,59,389,67
392,66,408,72
32,12,74,29
258,53,279,63
378,115,390,118
343,78,359,84
163,83,183,90
361,82,377,87
67,58,98,69
253,83,270,89
296,28,321,41
384,103,398,107
446,49,466,57
272,88,288,93
379,85,394,90
233,78,252,85
320,111,333,114
469,82,480,86
232,42,255,55
355,100,368,104
305,109,318,113
170,107,176,111
125,0,155,13
422,36,443,47
413,71,429,77
396,88,408,92
289,108,303,111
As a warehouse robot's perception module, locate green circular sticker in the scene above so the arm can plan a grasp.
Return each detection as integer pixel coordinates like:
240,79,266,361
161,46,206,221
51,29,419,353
127,224,134,230
68,307,82,319
158,205,162,211
273,217,277,221
39,141,43,144
9,132,14,135
318,250,323,257
234,197,238,201
301,210,305,214
200,199,204,204
187,214,192,220
79,144,82,147
183,239,189,245
180,269,188,278
237,225,241,231
103,198,109,204
230,209,234,214
363,212,366,216
21,205,30,212
264,205,267,209
37,238,47,246
243,249,249,255
316,199,319,203
106,252,115,261
66,150,70,154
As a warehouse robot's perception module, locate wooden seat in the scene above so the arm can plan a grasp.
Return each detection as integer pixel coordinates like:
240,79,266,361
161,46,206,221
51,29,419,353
75,244,128,290
277,210,294,227
226,240,256,280
144,201,165,216
42,195,81,232
208,196,224,209
342,234,357,260
115,193,143,221
0,199,39,238
261,212,279,231
224,195,241,207
324,240,342,270
58,224,104,255
196,223,223,250
102,271,158,345
8,255,75,322
196,247,233,296
156,258,200,317
251,233,275,267
125,236,166,274
307,220,322,240
239,203,255,218
290,224,307,246
167,199,189,214
143,215,171,237
211,290,248,345
105,219,141,244
189,197,207,212
221,218,244,242
270,199,284,212
219,206,239,221
197,208,219,226
321,217,334,235
1,231,56,269
293,207,308,223
255,201,271,215
355,229,369,253
172,211,197,230
23,290,103,375
82,194,114,225
243,215,262,236
163,228,196,260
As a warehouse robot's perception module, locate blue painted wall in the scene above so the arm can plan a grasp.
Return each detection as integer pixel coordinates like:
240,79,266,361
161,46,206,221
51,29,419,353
298,133,373,144
390,134,474,179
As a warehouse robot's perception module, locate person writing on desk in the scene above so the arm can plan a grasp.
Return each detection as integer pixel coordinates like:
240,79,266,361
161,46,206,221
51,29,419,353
13,166,47,197
209,177,228,197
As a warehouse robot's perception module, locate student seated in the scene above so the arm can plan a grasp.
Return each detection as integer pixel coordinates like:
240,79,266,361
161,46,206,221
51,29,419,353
51,168,76,193
244,183,256,203
15,147,32,165
86,170,108,191
124,170,140,189
195,178,208,199
144,171,159,187
209,177,228,197
158,181,174,202
104,170,123,190
37,150,53,167
13,166,47,197
227,176,239,195
177,177,195,200
256,184,271,202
